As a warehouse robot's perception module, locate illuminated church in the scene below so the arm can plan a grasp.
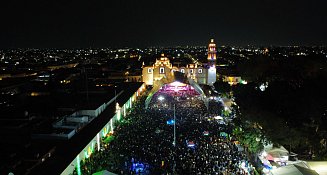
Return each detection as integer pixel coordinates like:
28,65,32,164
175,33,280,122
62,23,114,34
142,39,217,86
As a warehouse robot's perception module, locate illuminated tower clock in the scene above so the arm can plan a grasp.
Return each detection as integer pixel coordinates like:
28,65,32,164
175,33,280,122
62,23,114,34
207,39,217,86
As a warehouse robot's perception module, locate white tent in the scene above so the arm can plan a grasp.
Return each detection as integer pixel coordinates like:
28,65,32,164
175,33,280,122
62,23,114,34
214,115,223,120
271,164,319,175
263,144,289,163
307,161,327,175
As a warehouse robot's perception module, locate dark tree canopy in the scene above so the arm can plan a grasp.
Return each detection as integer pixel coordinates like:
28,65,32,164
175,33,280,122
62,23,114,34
232,55,327,160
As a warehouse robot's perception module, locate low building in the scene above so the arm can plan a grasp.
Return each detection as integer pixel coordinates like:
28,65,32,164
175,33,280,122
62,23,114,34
29,82,146,175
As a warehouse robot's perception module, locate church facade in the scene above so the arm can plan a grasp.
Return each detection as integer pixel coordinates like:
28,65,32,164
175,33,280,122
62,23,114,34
142,39,217,86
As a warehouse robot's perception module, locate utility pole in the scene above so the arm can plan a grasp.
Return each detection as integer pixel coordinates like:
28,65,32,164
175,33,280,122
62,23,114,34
114,85,117,104
173,103,176,174
173,103,176,147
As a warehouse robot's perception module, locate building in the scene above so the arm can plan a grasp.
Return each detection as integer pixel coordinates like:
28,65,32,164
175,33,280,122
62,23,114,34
142,39,217,86
30,82,146,175
207,39,217,86
0,80,146,175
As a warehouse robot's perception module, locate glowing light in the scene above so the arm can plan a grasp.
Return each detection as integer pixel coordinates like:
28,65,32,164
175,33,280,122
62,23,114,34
241,162,246,168
76,155,81,175
259,82,268,91
88,146,92,156
241,80,248,84
187,141,195,147
170,81,185,86
97,133,100,151
158,96,165,101
102,127,107,137
30,92,39,96
220,132,228,137
131,163,145,173
123,104,126,117
256,137,261,142
116,103,121,120
263,164,273,170
166,119,175,125
262,151,268,157
129,97,132,108
214,116,223,120
84,150,88,158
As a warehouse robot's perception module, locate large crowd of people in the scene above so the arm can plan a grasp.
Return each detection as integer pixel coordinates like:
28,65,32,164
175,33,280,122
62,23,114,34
74,88,255,175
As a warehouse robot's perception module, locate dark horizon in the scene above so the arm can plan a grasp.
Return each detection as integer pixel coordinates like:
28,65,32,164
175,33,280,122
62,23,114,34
1,0,327,48
2,44,327,50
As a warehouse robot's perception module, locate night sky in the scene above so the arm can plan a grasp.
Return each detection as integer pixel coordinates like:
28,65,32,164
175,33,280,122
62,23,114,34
1,0,327,48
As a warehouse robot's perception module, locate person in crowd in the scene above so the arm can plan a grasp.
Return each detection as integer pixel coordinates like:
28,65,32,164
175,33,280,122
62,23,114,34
74,89,254,175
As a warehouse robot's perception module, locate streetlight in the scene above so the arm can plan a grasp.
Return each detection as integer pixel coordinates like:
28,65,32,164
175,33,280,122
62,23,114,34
114,85,120,108
158,95,175,147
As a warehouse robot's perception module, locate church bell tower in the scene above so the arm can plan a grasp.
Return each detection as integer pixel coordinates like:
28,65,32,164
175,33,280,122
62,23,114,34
207,39,217,86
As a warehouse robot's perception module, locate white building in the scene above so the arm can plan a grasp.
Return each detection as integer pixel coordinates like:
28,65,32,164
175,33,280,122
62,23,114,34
142,39,217,86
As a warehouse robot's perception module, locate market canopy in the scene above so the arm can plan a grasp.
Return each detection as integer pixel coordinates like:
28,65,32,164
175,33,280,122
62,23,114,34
306,161,327,175
92,170,118,175
271,164,319,175
267,146,289,158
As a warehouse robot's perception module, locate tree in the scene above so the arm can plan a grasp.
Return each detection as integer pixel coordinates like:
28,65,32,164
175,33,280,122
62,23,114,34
213,77,231,96
233,126,264,154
